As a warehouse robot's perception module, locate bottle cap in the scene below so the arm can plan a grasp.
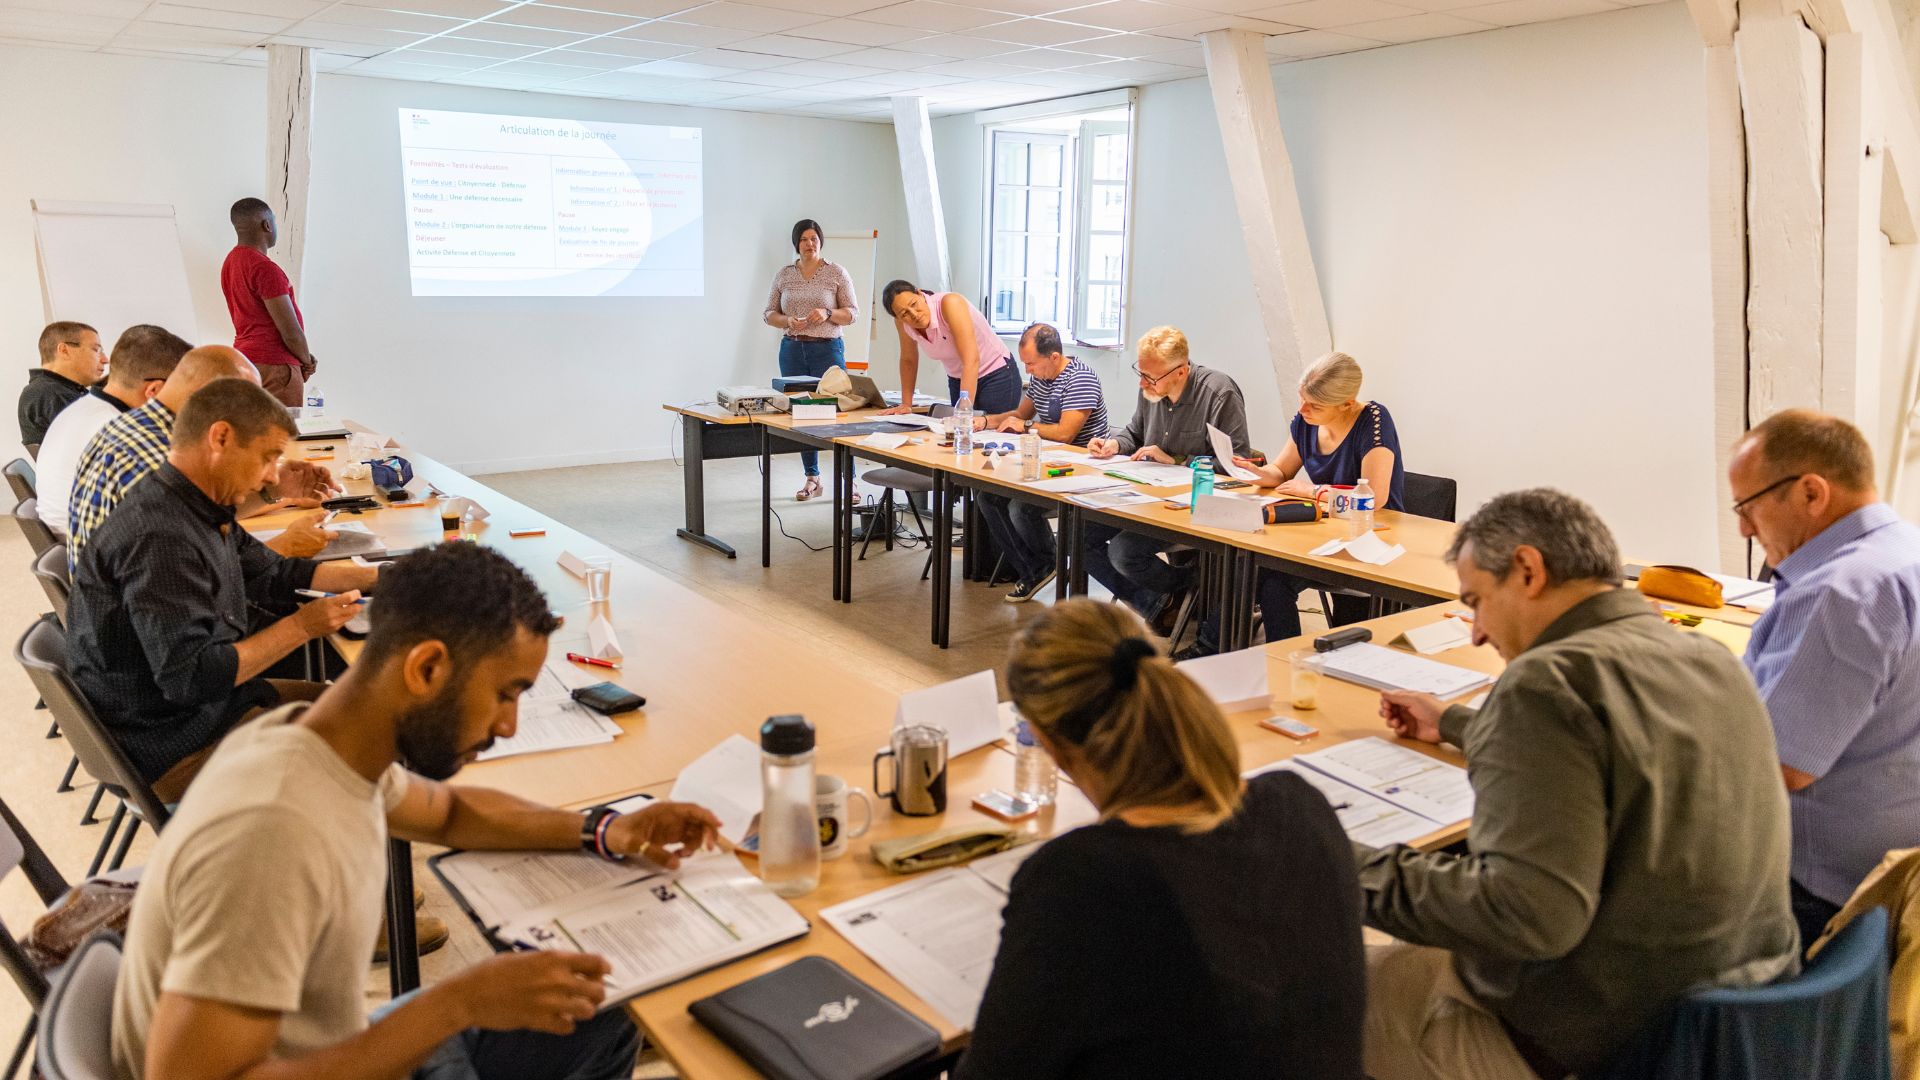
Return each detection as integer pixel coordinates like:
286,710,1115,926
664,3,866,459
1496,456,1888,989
761,714,815,755
1015,719,1037,747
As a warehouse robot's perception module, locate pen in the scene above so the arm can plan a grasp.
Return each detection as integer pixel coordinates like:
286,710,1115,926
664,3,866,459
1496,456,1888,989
567,652,620,670
509,528,546,538
295,588,370,604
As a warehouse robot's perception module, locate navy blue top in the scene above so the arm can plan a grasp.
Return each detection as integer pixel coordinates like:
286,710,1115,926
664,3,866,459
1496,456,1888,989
1288,401,1404,511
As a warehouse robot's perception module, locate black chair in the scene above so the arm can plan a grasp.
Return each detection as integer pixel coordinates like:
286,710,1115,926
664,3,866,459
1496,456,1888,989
859,405,953,578
15,616,172,876
11,499,57,560
33,545,69,627
3,460,33,504
1312,471,1459,626
1,794,72,1079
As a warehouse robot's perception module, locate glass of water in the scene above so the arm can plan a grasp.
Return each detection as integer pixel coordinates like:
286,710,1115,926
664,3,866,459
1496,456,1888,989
584,557,613,603
1289,650,1323,710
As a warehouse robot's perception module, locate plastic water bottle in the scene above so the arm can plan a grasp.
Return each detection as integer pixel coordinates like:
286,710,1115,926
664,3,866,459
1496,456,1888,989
458,504,479,543
1019,428,1042,481
1351,478,1375,538
953,391,973,459
1013,720,1057,806
302,383,325,417
759,715,819,897
1189,455,1214,512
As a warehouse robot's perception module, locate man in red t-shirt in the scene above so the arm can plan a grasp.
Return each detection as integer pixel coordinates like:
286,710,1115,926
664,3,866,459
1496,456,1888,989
220,198,314,408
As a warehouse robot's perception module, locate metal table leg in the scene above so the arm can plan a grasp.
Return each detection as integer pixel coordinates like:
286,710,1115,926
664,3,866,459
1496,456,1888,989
1069,511,1089,596
932,472,953,648
1053,504,1073,602
386,838,420,996
675,419,737,559
839,445,855,604
760,425,771,568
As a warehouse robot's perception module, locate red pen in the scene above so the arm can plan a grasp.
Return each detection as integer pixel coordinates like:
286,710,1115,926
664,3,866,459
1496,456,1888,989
566,652,620,670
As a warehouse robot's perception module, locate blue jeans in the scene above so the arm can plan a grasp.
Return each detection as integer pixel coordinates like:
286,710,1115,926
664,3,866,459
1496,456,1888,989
373,992,641,1080
977,494,1055,586
778,337,844,476
948,361,1023,414
1081,521,1189,619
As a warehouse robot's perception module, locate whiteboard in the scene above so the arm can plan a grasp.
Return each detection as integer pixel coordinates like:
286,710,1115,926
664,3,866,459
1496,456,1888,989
826,229,879,369
32,200,200,348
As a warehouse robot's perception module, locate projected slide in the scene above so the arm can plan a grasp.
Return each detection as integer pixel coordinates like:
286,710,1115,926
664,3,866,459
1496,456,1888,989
398,108,702,297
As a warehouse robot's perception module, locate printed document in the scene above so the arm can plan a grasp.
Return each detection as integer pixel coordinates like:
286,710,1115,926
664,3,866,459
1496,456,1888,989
1315,642,1492,699
896,669,1001,756
475,662,621,762
1206,424,1262,482
669,735,763,843
1244,760,1441,848
1102,460,1194,487
1309,531,1406,566
1293,737,1476,825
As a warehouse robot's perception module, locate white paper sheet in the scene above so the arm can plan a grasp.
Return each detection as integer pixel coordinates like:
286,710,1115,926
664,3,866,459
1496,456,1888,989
1191,493,1265,532
586,614,623,660
1315,642,1491,699
1245,760,1444,848
1040,448,1090,465
896,669,1002,756
861,432,910,450
876,413,945,431
1175,647,1272,713
1294,737,1476,825
557,550,589,578
968,841,1044,894
1207,423,1262,482
1067,489,1161,509
1102,460,1195,487
1390,618,1474,656
1737,588,1776,613
1705,572,1773,603
1309,531,1406,566
475,698,621,762
791,404,837,421
1024,473,1128,495
438,850,654,928
1162,491,1282,509
669,735,763,843
822,868,1009,1030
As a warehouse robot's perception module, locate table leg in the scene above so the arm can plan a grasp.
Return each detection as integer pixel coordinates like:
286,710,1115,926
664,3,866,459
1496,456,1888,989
1053,504,1072,602
839,445,855,605
1069,511,1089,596
933,472,953,648
386,838,420,997
674,419,737,559
760,426,771,568
1226,549,1256,652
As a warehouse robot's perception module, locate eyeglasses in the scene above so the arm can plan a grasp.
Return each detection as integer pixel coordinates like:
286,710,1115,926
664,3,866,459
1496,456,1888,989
1730,474,1804,519
1131,361,1188,389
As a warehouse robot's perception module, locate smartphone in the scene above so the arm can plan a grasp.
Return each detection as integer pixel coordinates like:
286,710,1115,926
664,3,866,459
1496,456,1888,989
1259,716,1320,740
972,790,1040,821
1215,479,1251,490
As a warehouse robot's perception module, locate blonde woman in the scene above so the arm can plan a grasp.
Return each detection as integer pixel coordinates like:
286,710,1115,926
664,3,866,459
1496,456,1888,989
955,600,1365,1080
1231,351,1406,645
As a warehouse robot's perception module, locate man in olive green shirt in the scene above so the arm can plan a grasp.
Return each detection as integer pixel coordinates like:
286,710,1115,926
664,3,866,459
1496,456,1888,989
1359,488,1799,1079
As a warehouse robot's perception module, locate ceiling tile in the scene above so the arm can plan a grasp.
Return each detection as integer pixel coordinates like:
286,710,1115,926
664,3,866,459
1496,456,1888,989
849,0,1009,32
729,32,863,57
767,57,888,77
886,31,1019,56
1006,67,1113,86
833,67,963,86
1339,8,1485,39
992,44,1118,66
0,26,115,46
1262,26,1381,54
1064,55,1193,78
335,0,517,17
1103,30,1200,52
305,6,467,33
543,0,694,14
482,4,650,33
563,69,683,90
104,36,250,55
662,2,823,31
610,20,758,45
1148,11,1300,33
744,0,896,13
624,56,751,76
347,56,473,76
1249,0,1419,27
0,0,147,16
965,16,1115,44
0,8,130,33
267,34,388,54
911,56,1032,76
281,20,431,45
1049,0,1194,30
564,34,692,55
121,19,269,44
143,4,296,33
676,45,796,66
480,56,602,76
719,66,833,84
541,44,676,65
1444,0,1615,22
974,0,1089,14
444,20,585,45
371,46,491,66
399,35,539,56
780,18,927,43
830,44,944,67
171,0,329,17
439,69,565,86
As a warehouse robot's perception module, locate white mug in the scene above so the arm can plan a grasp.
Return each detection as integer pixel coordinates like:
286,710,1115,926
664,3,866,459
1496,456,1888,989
815,774,873,859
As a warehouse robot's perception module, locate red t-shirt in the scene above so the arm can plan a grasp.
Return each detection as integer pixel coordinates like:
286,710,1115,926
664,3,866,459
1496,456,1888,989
220,245,303,368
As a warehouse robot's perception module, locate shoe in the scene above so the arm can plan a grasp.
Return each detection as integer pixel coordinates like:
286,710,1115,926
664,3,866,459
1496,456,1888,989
414,884,424,911
795,477,823,502
1148,591,1186,638
1173,641,1216,661
373,914,450,964
1005,569,1056,603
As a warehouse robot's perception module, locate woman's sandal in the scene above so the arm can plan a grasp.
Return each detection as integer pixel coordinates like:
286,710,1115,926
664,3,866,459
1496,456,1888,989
796,476,823,502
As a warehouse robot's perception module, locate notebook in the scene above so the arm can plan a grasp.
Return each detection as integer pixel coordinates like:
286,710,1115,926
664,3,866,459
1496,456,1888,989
689,956,941,1080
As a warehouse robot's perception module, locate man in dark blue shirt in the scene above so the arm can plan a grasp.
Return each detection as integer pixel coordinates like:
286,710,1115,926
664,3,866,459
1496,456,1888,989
19,320,106,449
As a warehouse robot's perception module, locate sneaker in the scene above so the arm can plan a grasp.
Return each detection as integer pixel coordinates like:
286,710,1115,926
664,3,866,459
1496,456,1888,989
373,914,450,963
1005,569,1056,603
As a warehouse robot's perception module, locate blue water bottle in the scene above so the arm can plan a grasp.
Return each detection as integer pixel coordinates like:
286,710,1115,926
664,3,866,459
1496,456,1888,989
1189,455,1214,512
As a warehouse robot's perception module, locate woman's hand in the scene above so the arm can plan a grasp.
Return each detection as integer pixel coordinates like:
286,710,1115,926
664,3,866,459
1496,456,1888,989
1130,445,1175,464
809,308,831,325
1277,477,1319,499
877,404,911,415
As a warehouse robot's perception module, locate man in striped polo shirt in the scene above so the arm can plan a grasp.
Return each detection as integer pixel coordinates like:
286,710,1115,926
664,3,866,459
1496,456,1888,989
974,323,1109,602
1731,409,1920,950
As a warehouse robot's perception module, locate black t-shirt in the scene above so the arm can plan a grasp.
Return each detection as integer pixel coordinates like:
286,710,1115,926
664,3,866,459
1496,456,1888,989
956,771,1366,1080
18,367,87,446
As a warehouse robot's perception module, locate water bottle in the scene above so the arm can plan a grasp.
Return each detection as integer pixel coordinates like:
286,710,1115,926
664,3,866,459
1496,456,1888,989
302,383,325,418
1189,455,1214,512
1013,720,1057,806
458,504,479,543
1019,427,1042,481
759,715,819,897
953,391,973,458
1351,477,1375,538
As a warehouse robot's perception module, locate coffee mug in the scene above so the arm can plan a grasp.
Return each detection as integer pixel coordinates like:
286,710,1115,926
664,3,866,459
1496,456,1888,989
815,775,873,859
873,724,949,816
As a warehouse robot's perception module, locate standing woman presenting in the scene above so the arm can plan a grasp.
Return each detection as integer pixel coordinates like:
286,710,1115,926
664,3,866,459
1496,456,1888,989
764,219,859,501
879,280,1022,414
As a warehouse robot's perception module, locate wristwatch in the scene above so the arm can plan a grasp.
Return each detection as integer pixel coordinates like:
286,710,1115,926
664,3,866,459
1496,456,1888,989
581,806,624,860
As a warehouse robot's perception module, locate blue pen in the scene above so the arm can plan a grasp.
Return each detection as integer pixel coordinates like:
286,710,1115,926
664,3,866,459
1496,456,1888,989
295,588,370,605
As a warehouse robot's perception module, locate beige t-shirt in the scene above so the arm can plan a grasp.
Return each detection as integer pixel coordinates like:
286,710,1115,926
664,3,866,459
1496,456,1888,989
112,705,411,1079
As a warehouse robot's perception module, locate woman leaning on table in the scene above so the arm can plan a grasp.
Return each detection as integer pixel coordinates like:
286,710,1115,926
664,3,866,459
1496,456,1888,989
954,599,1366,1080
764,218,859,502
877,279,1023,415
1237,351,1406,644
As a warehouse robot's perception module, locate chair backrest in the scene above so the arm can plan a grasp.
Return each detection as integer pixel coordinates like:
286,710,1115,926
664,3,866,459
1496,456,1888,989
1403,472,1458,523
14,496,58,558
1595,907,1892,1080
929,404,954,419
14,615,172,832
35,542,72,626
36,931,122,1080
0,793,70,1012
4,457,34,503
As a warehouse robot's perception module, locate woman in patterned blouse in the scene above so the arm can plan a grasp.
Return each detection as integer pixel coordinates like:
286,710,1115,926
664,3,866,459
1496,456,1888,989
763,218,860,501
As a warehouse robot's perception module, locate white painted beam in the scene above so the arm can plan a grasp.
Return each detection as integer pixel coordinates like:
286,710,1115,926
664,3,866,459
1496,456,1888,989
1199,28,1332,395
1689,0,1738,46
1705,45,1751,573
1807,0,1920,241
1736,12,1826,420
265,44,314,293
1823,32,1887,437
890,95,950,294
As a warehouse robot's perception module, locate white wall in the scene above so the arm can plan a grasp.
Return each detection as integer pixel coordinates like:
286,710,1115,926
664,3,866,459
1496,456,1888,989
0,44,912,473
936,1,1723,567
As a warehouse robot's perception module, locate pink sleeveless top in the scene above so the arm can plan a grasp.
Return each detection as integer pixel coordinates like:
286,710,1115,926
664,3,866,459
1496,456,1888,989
903,292,1009,380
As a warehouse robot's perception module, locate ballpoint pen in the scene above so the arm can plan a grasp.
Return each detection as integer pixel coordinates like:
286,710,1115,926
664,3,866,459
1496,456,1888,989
567,652,620,670
295,588,370,604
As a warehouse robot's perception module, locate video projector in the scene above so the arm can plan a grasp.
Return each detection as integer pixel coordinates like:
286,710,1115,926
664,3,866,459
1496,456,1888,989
715,385,791,416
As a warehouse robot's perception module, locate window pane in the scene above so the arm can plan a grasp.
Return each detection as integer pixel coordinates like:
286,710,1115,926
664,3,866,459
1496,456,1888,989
1027,279,1062,325
1089,234,1123,282
1026,236,1059,278
995,139,1028,185
1031,142,1063,187
1086,284,1122,335
1028,189,1062,235
995,189,1027,232
1092,133,1127,183
994,282,1025,324
994,236,1026,280
1089,183,1125,232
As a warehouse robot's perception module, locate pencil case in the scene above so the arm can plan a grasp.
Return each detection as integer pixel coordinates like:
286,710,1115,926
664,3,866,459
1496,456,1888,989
1263,498,1323,524
871,825,1015,874
1636,565,1723,608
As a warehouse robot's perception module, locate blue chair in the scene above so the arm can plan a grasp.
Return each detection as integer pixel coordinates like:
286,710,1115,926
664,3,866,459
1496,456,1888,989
1594,906,1892,1080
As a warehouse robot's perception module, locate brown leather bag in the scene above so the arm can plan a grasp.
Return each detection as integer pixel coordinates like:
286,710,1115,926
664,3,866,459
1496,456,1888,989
24,877,137,972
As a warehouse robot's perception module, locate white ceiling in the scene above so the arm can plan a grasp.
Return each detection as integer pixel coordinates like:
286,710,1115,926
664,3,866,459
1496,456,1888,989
0,0,1650,120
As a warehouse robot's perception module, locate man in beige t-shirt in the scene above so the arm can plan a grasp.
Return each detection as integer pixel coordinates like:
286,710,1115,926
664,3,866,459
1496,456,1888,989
114,543,723,1080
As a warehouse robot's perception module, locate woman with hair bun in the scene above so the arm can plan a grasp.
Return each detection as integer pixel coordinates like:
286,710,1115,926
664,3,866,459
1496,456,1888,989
955,599,1366,1080
763,218,858,501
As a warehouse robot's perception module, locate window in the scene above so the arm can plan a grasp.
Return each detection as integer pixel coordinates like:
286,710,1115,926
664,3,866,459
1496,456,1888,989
981,101,1133,348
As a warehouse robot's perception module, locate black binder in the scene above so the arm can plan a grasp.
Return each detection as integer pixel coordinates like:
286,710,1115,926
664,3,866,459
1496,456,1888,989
689,956,941,1080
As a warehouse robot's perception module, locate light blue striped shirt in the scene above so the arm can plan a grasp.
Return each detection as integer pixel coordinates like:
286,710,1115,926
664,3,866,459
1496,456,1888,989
1744,502,1920,905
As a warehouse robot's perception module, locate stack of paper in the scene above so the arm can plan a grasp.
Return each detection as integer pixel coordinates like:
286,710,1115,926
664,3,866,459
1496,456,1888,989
1245,736,1474,846
1162,490,1282,509
1310,531,1406,566
861,432,910,450
1103,460,1195,487
1316,642,1492,699
1068,489,1162,509
1025,473,1129,495
1388,618,1474,655
476,662,623,762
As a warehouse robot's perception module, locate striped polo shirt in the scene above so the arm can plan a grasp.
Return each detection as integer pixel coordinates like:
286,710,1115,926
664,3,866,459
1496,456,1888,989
1026,356,1107,447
